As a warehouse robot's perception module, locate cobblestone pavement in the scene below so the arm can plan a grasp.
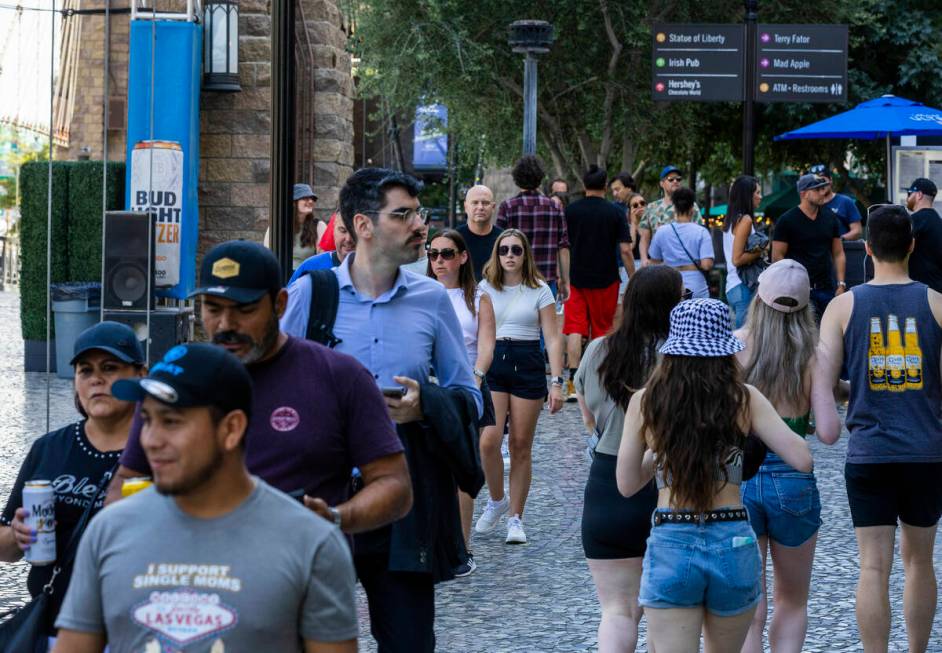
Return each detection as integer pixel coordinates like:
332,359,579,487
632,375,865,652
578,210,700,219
0,289,939,651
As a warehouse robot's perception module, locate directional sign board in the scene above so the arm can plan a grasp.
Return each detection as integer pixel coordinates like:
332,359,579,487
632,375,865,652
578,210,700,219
755,24,848,103
652,24,744,102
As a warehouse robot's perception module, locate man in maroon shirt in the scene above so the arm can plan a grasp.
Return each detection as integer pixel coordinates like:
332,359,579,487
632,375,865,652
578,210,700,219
105,241,412,536
497,155,571,302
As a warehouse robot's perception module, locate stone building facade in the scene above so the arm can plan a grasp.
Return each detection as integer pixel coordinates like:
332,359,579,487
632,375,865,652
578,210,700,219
55,0,355,254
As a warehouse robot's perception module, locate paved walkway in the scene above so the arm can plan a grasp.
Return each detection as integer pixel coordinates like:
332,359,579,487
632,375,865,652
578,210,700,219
0,289,939,651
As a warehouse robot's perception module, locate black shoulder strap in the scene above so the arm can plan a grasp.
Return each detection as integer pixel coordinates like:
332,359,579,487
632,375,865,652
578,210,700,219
305,269,342,349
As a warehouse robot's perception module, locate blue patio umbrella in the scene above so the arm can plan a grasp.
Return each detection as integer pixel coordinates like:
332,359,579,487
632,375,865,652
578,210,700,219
774,95,942,195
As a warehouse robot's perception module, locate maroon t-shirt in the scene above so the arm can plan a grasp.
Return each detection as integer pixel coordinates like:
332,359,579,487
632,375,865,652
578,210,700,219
120,337,403,506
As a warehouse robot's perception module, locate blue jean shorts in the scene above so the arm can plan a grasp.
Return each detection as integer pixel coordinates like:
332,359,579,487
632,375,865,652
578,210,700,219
640,509,762,616
741,452,821,547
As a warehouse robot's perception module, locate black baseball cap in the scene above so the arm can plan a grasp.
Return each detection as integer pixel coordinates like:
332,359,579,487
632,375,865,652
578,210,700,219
112,343,253,417
70,321,145,366
189,240,282,304
907,178,937,198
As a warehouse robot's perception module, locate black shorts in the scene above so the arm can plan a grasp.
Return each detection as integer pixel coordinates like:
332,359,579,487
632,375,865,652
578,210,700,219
477,377,496,428
844,462,942,528
582,453,658,559
486,340,547,401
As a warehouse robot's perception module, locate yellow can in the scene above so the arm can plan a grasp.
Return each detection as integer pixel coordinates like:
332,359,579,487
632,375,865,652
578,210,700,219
121,477,153,498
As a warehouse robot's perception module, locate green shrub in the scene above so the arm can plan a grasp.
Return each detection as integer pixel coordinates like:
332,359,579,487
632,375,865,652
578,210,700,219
68,162,125,281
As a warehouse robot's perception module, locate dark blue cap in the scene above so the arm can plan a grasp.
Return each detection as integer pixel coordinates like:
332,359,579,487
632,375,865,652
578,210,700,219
660,165,682,180
70,321,145,366
112,343,253,417
293,183,318,201
907,178,937,197
189,240,282,304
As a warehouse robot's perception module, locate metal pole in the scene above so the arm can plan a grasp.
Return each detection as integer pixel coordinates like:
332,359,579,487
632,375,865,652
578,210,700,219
522,53,538,155
886,134,892,202
742,0,758,176
270,0,297,283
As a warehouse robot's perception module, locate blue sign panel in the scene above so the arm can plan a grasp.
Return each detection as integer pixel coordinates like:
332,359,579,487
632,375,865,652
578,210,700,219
125,20,201,299
413,104,448,171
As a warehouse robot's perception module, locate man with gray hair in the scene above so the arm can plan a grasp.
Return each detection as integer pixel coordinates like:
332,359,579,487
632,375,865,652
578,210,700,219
458,184,503,281
772,173,847,319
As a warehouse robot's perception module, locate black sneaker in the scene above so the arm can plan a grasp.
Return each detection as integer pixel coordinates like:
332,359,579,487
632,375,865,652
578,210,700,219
454,555,477,577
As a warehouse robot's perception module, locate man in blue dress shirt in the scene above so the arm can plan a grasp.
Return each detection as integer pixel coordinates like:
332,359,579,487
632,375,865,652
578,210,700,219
282,168,482,653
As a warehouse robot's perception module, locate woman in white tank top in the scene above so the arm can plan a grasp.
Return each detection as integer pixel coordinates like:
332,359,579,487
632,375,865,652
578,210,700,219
427,229,495,575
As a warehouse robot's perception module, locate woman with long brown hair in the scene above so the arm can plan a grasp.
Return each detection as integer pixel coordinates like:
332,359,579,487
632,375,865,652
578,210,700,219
576,265,682,653
616,299,812,651
427,229,496,576
475,229,564,545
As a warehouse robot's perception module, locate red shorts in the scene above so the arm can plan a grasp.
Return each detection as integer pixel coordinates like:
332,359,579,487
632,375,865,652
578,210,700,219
563,281,620,338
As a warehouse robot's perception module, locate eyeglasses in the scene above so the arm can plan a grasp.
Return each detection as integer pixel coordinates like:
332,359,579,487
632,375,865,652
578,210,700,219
498,244,524,257
682,288,694,301
363,208,431,225
664,176,682,183
428,248,457,261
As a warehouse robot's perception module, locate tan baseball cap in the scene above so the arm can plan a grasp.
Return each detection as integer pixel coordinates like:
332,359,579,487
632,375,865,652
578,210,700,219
757,259,810,313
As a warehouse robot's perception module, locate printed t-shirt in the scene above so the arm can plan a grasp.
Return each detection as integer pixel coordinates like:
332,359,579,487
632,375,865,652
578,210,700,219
910,208,942,293
772,206,840,290
1,421,121,619
564,196,631,288
824,193,862,235
648,222,714,298
56,479,358,651
120,337,403,503
479,280,554,340
457,223,503,281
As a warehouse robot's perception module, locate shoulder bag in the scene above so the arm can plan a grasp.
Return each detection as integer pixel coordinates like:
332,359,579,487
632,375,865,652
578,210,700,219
669,222,712,289
0,463,118,653
304,269,342,348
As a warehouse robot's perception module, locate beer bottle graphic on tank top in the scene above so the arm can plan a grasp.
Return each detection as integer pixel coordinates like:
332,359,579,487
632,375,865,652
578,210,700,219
868,317,887,391
885,314,906,392
905,317,923,390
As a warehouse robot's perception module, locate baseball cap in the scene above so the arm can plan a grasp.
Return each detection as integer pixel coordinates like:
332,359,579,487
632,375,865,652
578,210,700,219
112,343,253,417
907,178,937,197
293,183,318,201
796,174,830,192
660,165,682,180
809,163,832,178
189,240,282,304
70,321,145,366
757,259,810,314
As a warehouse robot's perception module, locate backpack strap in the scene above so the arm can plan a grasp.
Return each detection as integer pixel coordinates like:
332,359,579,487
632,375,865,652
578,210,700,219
305,269,342,348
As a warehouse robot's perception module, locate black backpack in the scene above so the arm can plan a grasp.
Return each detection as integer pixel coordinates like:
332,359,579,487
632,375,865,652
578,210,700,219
304,269,342,349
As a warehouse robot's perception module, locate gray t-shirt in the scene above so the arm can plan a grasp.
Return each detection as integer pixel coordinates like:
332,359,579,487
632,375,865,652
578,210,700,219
56,479,357,651
574,338,626,456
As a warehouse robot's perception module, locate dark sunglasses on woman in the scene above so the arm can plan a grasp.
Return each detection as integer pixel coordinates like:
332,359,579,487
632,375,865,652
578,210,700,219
428,248,457,261
498,244,524,257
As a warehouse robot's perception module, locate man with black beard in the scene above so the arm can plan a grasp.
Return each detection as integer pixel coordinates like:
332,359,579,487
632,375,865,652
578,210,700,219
105,241,412,541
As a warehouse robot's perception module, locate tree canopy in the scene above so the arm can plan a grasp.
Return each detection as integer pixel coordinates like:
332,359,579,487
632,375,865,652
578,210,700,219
350,0,942,193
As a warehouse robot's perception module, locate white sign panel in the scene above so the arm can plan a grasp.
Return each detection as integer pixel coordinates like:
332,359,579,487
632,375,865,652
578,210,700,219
130,140,184,287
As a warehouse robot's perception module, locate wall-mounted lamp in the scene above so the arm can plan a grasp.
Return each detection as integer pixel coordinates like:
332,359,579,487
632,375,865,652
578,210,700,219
203,1,240,92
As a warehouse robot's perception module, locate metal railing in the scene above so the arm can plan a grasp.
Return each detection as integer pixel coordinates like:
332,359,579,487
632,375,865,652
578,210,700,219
0,235,20,290
130,0,202,22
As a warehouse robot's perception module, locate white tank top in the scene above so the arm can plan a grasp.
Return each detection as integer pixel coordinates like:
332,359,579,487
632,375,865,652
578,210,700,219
723,216,754,292
446,287,481,365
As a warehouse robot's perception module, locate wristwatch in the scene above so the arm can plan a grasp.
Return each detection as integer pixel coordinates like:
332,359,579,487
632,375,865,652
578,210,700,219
550,375,565,386
837,281,847,288
328,506,342,528
473,368,486,379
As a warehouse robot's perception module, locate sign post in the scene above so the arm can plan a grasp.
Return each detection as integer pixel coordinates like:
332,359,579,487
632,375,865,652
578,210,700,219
652,24,745,102
755,24,848,103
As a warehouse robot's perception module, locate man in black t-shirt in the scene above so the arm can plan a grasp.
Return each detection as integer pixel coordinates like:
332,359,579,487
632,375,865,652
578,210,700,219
562,165,633,397
457,184,503,281
772,173,847,320
906,177,942,293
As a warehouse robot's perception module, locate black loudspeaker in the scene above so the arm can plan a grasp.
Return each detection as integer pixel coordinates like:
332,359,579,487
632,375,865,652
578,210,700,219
843,240,873,288
102,308,194,365
103,211,155,311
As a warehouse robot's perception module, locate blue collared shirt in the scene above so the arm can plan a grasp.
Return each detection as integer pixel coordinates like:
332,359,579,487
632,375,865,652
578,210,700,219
281,253,483,416
288,251,340,285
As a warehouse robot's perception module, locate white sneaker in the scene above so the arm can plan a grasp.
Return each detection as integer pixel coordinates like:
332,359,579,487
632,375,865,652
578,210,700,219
506,514,527,544
475,497,509,533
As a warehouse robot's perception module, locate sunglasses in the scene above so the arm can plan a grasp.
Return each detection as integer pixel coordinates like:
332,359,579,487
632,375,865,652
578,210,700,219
664,176,682,183
682,288,694,301
630,200,647,209
428,248,457,261
498,244,524,257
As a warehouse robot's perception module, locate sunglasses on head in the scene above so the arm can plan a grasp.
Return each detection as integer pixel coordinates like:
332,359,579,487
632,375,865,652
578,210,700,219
428,248,457,261
498,244,524,257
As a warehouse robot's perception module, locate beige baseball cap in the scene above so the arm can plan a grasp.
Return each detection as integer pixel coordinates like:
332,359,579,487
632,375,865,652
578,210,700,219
757,259,810,313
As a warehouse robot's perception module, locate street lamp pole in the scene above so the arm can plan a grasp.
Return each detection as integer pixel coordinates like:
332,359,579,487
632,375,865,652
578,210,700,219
742,0,758,176
509,21,554,156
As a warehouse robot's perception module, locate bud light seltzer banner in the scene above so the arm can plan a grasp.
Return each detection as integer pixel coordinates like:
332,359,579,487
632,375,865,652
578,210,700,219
130,141,184,287
125,20,201,299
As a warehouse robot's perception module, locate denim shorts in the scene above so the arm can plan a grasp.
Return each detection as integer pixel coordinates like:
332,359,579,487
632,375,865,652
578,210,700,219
741,452,821,547
639,509,762,616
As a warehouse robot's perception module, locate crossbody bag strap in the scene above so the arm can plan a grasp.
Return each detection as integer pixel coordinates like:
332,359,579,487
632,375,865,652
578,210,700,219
670,222,704,272
305,269,342,348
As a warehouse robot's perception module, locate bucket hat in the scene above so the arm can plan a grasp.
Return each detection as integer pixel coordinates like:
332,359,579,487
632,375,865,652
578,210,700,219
659,298,744,357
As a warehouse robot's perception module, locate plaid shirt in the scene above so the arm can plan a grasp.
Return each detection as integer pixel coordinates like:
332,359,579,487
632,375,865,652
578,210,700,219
496,190,570,282
639,197,704,233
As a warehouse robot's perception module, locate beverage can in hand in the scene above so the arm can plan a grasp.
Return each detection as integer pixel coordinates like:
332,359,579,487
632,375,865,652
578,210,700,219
23,480,56,566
